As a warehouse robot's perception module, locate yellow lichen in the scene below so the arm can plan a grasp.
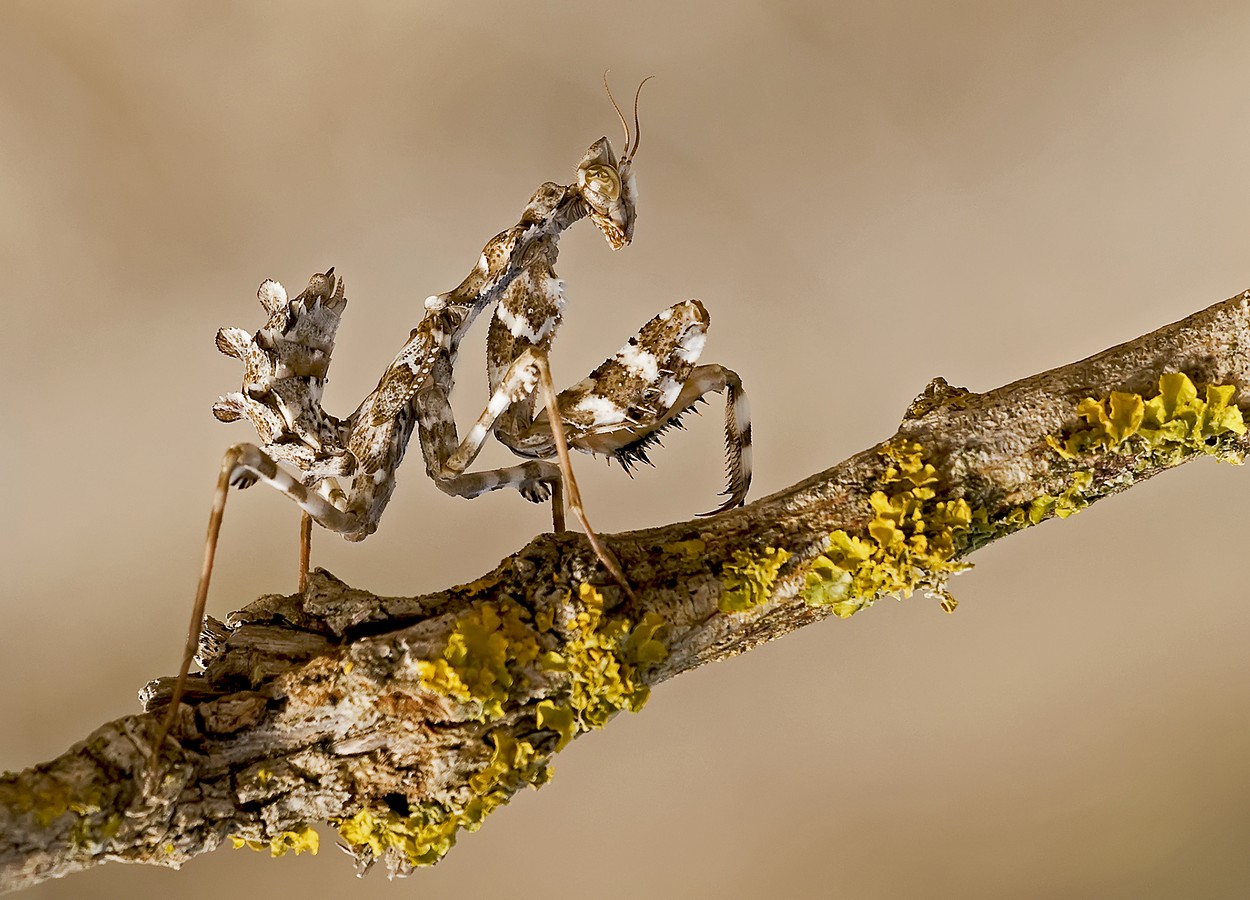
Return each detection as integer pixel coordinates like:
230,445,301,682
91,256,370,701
416,599,543,720
718,547,792,613
805,440,971,617
9,778,109,837
1050,372,1246,463
68,809,121,850
336,806,456,868
535,700,577,750
976,373,1244,547
335,730,549,869
31,787,69,829
624,611,671,666
799,376,1244,623
414,584,669,737
542,584,669,728
270,827,320,857
344,583,671,870
230,827,319,857
452,567,507,598
662,538,707,557
989,470,1095,534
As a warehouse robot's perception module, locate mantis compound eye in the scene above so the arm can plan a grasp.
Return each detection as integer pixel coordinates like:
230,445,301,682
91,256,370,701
579,163,622,203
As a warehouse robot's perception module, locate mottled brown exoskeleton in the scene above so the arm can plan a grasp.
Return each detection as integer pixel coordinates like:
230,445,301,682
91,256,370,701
150,82,752,759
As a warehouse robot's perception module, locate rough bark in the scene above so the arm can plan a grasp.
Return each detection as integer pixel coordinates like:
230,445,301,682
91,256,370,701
3,290,1249,895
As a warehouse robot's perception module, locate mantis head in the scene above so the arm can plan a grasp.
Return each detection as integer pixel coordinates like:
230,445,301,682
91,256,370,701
577,76,652,250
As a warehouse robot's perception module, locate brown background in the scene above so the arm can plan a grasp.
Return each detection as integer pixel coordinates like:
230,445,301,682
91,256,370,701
3,2,1249,898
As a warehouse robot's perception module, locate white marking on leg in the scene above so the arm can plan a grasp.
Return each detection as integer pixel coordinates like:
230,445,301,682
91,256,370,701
462,420,490,454
574,393,628,426
655,375,682,409
675,331,707,363
496,302,556,342
617,342,660,381
487,389,512,418
545,276,568,312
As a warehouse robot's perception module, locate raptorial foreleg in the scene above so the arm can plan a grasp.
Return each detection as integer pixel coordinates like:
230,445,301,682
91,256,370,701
618,363,752,515
528,300,753,515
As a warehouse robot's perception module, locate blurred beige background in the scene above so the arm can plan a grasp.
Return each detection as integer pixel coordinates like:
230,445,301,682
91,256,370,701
3,2,1249,897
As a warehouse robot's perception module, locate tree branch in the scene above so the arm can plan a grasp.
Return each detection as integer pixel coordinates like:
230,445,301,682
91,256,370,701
3,290,1248,894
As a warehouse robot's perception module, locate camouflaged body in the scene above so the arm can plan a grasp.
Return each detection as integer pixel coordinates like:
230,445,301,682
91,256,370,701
209,118,752,541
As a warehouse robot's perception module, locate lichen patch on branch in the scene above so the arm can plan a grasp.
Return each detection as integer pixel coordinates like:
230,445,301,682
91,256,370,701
801,373,1246,621
332,583,671,871
414,599,544,721
717,546,793,613
976,372,1246,544
230,827,319,858
1050,372,1246,464
803,440,972,618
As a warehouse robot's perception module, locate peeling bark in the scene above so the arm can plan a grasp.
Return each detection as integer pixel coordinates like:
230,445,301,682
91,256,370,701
2,290,1249,895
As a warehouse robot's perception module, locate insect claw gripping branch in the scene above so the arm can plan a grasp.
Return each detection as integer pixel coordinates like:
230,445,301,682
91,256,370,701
147,81,753,766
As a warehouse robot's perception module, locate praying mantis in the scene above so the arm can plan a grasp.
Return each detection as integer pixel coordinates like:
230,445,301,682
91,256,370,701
150,81,753,756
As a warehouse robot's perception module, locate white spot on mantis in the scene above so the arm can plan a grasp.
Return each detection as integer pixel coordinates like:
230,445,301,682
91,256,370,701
675,331,707,364
738,441,754,475
487,389,512,418
495,302,557,342
425,294,447,311
617,342,660,381
545,276,568,312
461,421,490,455
655,376,682,409
574,393,627,426
733,389,752,438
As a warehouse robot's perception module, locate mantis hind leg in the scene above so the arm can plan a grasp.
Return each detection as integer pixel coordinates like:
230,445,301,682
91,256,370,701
298,512,312,592
150,444,359,765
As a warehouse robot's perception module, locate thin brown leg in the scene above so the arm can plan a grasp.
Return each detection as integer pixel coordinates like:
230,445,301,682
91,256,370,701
298,511,312,592
532,354,636,602
150,446,239,770
550,478,567,532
